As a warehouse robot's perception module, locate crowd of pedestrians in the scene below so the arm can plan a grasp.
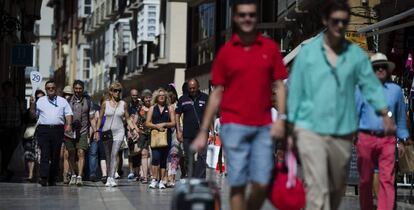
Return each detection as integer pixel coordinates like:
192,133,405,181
0,0,413,210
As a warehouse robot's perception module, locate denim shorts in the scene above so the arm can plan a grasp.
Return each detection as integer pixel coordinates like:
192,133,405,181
220,123,274,187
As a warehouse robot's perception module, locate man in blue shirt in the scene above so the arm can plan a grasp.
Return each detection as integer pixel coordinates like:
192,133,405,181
356,53,409,210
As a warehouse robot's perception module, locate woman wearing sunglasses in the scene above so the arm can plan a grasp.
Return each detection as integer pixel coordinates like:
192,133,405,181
95,82,139,187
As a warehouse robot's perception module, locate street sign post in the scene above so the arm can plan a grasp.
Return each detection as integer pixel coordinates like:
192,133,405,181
30,71,42,96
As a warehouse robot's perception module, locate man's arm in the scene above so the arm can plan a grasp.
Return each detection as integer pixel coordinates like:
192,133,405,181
192,86,223,151
176,113,183,141
396,88,410,140
271,80,286,139
357,54,395,135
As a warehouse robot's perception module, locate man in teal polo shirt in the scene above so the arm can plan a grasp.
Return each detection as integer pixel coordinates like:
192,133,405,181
288,1,396,209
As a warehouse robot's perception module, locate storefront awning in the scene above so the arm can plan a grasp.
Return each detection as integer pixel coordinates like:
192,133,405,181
357,8,414,37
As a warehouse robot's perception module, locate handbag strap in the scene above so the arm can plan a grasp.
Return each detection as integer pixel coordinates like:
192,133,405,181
108,101,119,130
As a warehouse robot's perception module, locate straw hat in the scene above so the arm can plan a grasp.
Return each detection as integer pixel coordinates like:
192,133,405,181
63,86,74,95
370,53,395,72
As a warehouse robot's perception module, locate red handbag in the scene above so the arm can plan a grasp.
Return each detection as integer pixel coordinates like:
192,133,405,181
269,149,306,210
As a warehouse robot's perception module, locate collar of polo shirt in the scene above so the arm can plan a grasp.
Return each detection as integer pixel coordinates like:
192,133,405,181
230,33,264,46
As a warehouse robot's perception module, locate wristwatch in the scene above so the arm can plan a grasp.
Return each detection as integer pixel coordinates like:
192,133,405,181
277,113,287,120
387,111,393,118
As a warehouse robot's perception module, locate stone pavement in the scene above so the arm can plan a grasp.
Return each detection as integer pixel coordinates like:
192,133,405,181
0,174,414,210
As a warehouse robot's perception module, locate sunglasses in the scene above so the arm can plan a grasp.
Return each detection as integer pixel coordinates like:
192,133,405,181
46,87,56,90
237,12,257,18
373,64,388,71
112,89,122,93
329,18,349,26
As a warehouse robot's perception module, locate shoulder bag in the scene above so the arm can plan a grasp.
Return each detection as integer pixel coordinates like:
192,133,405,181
101,102,118,142
150,106,168,148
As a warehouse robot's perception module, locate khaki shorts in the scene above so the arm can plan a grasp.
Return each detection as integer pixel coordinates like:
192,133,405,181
64,133,89,151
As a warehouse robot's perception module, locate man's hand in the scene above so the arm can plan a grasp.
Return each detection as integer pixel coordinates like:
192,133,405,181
383,116,396,136
29,96,35,105
192,131,208,152
177,130,183,142
271,119,285,140
65,124,72,133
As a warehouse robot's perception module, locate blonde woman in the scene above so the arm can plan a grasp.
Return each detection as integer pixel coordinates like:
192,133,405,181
145,88,176,189
95,82,139,187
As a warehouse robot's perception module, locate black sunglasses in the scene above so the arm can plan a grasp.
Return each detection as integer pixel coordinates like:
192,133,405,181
237,12,257,18
46,87,56,90
329,18,349,26
112,89,122,93
373,64,388,71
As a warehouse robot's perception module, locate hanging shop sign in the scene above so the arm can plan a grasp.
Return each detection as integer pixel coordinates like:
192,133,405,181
346,32,368,50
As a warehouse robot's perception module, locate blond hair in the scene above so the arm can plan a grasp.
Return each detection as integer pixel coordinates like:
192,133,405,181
109,82,123,91
151,88,170,106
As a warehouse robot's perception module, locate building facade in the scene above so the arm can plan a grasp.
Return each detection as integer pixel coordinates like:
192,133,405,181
25,1,54,104
0,0,42,104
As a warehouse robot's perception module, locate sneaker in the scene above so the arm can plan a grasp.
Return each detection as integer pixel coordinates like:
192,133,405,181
63,174,70,185
76,176,83,186
115,172,121,179
149,179,158,189
111,178,118,187
101,176,108,184
69,175,77,186
127,173,135,180
158,181,166,189
105,177,113,187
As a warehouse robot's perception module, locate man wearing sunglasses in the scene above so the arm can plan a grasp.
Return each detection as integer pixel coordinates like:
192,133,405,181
355,53,410,210
192,1,288,210
288,1,395,209
33,80,73,186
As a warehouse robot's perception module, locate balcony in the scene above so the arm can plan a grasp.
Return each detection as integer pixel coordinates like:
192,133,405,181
105,0,117,19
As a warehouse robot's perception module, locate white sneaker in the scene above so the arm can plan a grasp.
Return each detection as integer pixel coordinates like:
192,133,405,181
111,178,118,187
105,177,113,187
69,175,77,186
149,179,158,189
115,172,121,179
158,181,166,189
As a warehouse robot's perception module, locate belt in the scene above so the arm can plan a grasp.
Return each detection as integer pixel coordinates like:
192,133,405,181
38,124,64,129
359,129,385,137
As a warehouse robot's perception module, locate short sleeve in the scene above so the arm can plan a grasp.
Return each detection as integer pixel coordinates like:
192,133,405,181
175,97,184,114
273,43,288,81
211,48,226,86
63,99,73,116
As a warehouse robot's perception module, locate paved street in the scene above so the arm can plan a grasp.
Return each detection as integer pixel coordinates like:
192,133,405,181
2,172,414,210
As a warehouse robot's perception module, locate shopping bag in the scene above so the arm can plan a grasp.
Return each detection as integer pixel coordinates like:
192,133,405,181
150,130,168,148
206,144,221,168
399,144,414,173
269,148,306,210
7,141,25,174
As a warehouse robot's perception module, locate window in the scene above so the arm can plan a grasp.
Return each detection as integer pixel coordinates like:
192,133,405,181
148,33,155,37
148,6,156,10
83,49,91,79
148,12,156,17
148,19,156,24
84,0,92,15
148,26,156,31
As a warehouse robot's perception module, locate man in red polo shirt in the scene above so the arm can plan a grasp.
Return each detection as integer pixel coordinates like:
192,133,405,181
192,1,288,209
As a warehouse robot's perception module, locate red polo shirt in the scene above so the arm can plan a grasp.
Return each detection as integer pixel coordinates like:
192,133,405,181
212,33,288,126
